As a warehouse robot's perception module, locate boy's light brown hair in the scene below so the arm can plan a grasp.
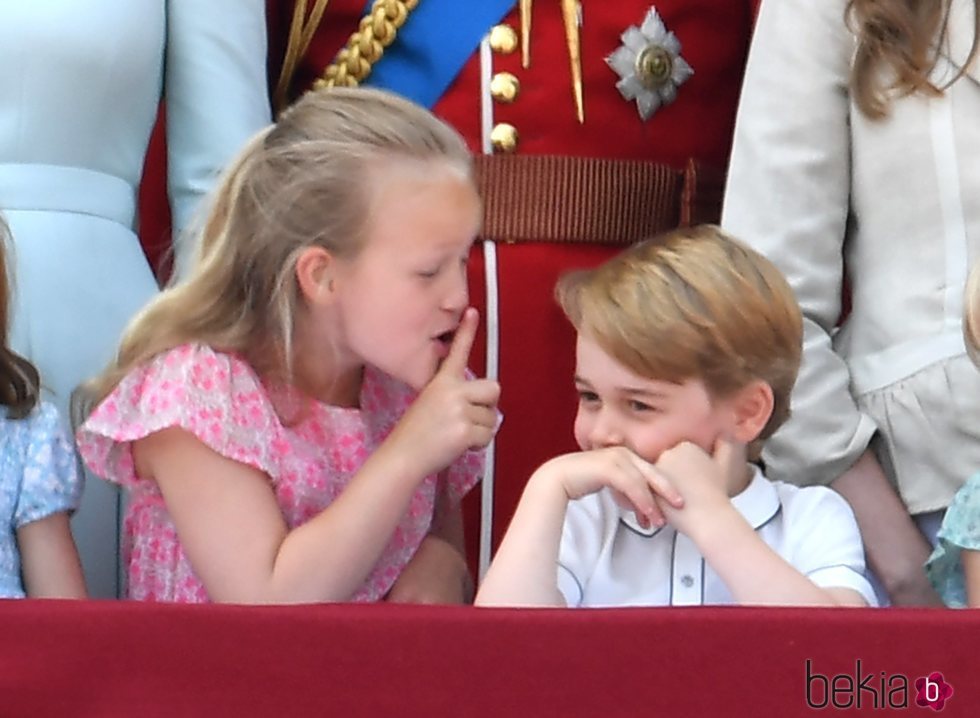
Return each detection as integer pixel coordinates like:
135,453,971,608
555,225,803,448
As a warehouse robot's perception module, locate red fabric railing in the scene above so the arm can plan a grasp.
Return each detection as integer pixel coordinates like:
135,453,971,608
2,601,977,717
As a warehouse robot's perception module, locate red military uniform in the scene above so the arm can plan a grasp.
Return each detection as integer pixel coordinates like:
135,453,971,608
267,0,757,575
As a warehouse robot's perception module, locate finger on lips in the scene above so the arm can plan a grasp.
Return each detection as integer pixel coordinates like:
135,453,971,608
442,307,478,374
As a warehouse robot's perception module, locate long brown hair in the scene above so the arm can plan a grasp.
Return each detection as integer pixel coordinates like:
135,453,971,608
0,218,40,419
847,0,980,118
81,87,472,410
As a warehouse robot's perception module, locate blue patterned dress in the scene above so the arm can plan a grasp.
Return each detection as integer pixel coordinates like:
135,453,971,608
0,402,82,598
926,472,980,608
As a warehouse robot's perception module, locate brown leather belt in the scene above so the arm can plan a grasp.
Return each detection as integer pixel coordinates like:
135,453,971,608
473,154,724,246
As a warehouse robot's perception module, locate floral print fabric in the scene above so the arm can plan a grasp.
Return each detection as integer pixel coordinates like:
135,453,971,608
77,344,483,602
926,472,980,608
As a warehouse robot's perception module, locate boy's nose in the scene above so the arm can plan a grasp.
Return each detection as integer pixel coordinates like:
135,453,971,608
589,411,623,449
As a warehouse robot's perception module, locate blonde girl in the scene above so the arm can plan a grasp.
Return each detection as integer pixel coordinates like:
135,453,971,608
77,87,499,604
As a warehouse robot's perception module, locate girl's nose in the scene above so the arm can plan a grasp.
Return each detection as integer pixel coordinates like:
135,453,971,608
443,263,469,311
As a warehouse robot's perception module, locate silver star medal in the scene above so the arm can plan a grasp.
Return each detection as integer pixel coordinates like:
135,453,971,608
606,8,694,121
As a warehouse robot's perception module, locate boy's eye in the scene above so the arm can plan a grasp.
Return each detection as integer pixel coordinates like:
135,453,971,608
416,268,439,279
577,390,599,404
628,399,656,413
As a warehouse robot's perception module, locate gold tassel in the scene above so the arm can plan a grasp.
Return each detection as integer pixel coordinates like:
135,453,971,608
560,0,583,123
274,0,333,114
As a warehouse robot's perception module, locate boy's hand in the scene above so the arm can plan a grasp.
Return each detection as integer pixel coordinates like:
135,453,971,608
654,439,747,537
536,447,684,530
389,308,501,477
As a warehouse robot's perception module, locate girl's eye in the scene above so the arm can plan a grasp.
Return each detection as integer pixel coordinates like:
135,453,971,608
416,268,439,279
577,390,599,404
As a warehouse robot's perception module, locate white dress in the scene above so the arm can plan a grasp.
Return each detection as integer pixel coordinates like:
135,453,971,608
0,0,271,596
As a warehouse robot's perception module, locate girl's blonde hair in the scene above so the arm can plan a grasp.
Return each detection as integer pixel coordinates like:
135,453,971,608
847,0,979,119
83,87,472,408
556,226,803,449
965,261,980,367
0,218,40,419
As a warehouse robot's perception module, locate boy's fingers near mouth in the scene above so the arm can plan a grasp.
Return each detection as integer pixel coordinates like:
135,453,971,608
712,436,746,481
631,454,683,509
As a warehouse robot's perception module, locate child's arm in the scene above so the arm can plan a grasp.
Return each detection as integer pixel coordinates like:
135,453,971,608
386,477,473,604
137,310,498,604
475,447,682,607
962,549,980,608
140,427,453,603
17,513,87,599
657,441,869,607
831,451,941,605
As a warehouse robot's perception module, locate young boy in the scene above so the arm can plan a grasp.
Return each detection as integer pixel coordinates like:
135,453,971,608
476,226,875,608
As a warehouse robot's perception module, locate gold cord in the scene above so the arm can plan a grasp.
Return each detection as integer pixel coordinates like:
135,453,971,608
314,0,420,90
274,0,333,113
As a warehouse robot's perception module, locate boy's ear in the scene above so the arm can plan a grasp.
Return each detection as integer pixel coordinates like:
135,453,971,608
728,380,774,444
295,246,337,305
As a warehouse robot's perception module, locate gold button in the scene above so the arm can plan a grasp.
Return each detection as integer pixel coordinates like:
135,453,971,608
490,123,519,153
489,24,519,55
635,45,674,90
490,72,521,103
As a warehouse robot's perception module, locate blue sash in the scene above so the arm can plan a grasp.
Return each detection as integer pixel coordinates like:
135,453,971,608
363,0,516,108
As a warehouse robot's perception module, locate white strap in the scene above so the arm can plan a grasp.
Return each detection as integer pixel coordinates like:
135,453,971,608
477,35,499,582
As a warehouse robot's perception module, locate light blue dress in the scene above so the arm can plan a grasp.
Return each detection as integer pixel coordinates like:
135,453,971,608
0,402,82,599
0,1,271,596
926,472,980,607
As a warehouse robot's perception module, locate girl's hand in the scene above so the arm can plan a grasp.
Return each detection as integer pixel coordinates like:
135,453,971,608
387,308,500,478
385,534,473,604
536,447,684,530
654,439,746,539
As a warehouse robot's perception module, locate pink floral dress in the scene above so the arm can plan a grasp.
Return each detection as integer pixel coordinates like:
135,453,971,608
77,344,484,602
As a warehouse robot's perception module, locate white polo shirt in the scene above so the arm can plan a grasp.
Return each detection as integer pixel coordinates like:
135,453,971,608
557,466,877,607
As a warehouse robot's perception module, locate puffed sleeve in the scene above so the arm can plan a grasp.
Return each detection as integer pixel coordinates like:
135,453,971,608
165,0,272,275
13,403,82,527
721,0,878,487
77,344,284,488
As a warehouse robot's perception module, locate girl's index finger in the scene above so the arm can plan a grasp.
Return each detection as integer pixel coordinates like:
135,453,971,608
439,307,479,377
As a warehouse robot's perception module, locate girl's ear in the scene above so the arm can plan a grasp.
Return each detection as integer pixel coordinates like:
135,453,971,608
295,246,337,306
728,379,774,445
